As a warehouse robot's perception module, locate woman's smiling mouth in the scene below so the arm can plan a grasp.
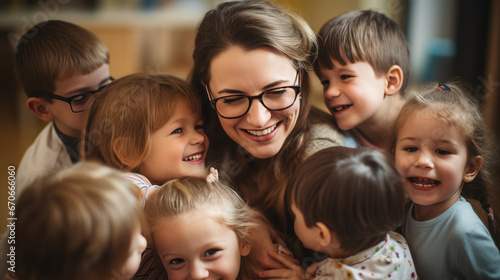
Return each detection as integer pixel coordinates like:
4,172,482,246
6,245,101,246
245,123,278,136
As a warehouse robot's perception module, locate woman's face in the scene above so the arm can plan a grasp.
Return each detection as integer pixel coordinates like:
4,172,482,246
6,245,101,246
208,46,301,159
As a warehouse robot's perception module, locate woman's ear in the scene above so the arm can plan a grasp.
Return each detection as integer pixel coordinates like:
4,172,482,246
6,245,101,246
464,156,483,182
384,65,403,96
27,97,53,122
315,222,332,247
240,242,251,257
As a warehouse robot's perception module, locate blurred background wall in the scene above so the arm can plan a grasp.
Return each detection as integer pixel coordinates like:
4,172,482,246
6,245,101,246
0,0,498,234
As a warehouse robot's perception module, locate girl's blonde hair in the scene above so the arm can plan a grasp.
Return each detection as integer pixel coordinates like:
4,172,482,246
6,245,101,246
390,81,499,244
144,177,259,279
82,73,201,172
16,162,144,280
145,177,256,247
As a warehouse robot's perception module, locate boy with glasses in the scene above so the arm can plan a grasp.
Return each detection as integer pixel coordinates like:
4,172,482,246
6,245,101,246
14,20,113,193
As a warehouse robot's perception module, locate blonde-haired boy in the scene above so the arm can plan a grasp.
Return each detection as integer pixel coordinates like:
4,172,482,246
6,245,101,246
15,162,147,280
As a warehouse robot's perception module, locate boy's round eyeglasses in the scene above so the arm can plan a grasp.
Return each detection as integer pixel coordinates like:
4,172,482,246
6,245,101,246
33,77,114,113
206,69,301,119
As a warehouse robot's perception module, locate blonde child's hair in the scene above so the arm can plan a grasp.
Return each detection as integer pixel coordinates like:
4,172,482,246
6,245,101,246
314,10,410,93
390,81,499,245
16,162,144,280
82,73,201,172
144,177,258,278
15,20,109,98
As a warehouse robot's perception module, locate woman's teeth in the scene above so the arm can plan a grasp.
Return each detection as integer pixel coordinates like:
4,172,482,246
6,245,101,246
247,124,277,136
183,153,202,161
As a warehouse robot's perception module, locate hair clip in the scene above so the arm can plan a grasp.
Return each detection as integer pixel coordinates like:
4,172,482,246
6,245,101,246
436,83,451,91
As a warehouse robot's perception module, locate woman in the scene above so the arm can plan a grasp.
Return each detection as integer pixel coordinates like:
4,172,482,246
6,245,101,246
190,0,343,272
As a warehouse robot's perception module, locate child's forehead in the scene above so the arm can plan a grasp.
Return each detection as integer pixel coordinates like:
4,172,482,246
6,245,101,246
158,208,226,229
318,59,375,73
55,64,110,94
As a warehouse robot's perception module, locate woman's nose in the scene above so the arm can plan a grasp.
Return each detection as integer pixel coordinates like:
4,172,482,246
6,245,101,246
245,99,271,128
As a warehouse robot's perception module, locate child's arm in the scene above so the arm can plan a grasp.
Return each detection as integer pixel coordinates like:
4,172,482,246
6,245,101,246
259,250,318,280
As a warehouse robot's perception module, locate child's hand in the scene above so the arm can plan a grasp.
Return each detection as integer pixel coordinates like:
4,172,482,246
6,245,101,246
206,167,218,183
258,249,306,280
305,262,318,280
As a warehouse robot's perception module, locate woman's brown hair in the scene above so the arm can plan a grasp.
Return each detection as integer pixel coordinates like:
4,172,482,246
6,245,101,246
189,0,324,233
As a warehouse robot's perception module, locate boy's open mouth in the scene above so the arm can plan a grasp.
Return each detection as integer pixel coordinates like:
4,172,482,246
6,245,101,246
332,104,352,112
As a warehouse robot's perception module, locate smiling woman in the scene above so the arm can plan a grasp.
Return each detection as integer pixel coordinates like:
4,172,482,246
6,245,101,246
190,0,343,271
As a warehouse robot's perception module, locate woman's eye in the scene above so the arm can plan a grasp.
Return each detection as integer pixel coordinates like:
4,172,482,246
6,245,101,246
204,248,220,257
266,89,286,96
340,75,351,80
171,128,182,134
169,258,185,265
221,96,246,105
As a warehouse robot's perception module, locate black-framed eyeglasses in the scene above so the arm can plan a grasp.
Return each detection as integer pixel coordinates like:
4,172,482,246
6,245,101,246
206,69,301,119
33,77,114,113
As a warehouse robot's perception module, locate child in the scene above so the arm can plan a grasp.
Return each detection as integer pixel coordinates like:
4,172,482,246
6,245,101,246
143,177,259,280
314,10,410,151
82,73,209,194
15,20,113,193
261,146,417,280
392,82,500,279
15,162,147,280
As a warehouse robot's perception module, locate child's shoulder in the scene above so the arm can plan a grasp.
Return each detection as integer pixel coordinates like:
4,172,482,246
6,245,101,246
17,123,72,192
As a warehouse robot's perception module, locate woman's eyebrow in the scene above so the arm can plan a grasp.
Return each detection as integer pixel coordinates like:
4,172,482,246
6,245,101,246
216,79,290,95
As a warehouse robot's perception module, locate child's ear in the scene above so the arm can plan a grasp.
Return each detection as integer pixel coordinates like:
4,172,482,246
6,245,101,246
384,65,403,96
240,242,251,257
113,138,135,168
27,97,53,122
464,156,483,182
315,222,332,247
